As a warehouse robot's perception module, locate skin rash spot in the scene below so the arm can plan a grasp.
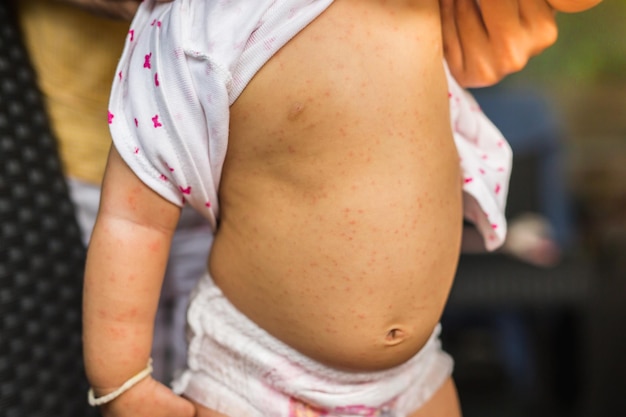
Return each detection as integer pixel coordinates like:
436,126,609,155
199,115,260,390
147,239,161,253
287,102,306,121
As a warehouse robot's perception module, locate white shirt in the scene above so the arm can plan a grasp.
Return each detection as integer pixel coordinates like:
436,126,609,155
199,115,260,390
108,0,512,250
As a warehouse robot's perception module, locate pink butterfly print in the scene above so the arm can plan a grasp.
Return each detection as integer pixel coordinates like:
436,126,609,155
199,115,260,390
154,73,160,87
144,52,152,69
152,114,163,128
129,29,135,42
108,111,114,124
179,186,192,195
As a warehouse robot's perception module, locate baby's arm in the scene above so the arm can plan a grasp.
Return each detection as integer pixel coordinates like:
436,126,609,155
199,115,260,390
82,146,194,416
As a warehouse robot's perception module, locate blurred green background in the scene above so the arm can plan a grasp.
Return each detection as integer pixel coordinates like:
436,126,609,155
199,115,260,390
518,1,626,85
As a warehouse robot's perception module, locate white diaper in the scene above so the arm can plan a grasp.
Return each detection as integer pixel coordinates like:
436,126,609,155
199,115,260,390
172,273,454,417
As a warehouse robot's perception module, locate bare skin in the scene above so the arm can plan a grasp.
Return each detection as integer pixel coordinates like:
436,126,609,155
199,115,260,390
206,0,462,414
212,0,461,372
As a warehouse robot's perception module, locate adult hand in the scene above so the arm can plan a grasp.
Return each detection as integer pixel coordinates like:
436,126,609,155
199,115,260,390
53,0,172,21
441,0,559,88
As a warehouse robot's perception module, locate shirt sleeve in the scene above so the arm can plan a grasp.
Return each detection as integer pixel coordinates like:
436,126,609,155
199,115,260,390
107,1,229,231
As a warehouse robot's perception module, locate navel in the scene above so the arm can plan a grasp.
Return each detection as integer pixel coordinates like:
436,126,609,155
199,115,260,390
384,327,407,346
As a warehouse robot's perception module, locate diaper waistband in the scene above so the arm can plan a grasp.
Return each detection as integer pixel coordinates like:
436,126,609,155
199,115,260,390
192,271,444,383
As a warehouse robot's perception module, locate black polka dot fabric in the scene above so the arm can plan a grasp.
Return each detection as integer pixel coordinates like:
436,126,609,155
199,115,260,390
0,3,97,416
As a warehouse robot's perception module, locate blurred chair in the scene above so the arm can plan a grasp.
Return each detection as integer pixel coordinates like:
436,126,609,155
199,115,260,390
0,2,97,416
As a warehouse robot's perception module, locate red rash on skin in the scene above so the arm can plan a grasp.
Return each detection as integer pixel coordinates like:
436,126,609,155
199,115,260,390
146,239,161,253
106,325,129,340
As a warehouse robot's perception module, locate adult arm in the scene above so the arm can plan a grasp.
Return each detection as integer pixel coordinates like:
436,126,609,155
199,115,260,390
82,146,194,416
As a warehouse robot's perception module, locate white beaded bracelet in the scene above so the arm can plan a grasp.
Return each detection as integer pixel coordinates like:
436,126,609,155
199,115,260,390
88,358,154,406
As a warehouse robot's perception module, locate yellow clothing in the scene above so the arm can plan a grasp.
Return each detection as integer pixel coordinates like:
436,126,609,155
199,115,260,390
18,0,129,184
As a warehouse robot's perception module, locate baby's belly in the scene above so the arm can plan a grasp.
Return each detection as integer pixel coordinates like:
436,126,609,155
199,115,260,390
210,0,462,371
211,171,462,371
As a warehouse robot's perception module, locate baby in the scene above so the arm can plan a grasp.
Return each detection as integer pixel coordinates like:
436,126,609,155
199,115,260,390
82,1,601,416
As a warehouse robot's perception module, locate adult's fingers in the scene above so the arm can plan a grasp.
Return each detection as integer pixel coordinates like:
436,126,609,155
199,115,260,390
439,0,560,87
440,0,464,76
452,0,501,86
459,0,556,85
479,0,523,35
518,0,559,55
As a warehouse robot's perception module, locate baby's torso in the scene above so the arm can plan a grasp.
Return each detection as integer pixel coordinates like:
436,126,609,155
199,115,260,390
210,0,462,371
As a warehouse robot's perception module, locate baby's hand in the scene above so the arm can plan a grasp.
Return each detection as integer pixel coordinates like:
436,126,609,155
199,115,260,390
54,0,172,20
441,0,558,88
97,377,196,417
